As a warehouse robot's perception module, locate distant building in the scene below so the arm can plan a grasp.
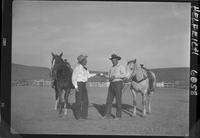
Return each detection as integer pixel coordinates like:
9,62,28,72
156,82,164,88
88,74,108,82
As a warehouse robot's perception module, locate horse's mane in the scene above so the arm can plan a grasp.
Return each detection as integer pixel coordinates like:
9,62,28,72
127,59,143,69
51,52,72,81
126,59,147,81
126,60,139,70
56,61,72,81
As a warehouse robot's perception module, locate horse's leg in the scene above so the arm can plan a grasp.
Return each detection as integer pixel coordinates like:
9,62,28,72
54,89,59,110
57,88,62,114
142,92,147,117
131,89,137,116
54,81,59,110
148,74,156,113
63,101,67,115
63,88,70,115
147,75,155,114
58,88,65,115
147,91,153,114
54,99,58,110
62,90,67,116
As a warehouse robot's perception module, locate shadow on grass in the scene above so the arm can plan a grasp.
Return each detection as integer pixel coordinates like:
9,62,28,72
69,102,144,119
69,103,78,120
120,103,144,117
91,103,115,118
91,103,144,118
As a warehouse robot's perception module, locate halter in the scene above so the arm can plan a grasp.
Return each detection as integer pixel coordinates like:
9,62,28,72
51,53,65,80
127,61,148,83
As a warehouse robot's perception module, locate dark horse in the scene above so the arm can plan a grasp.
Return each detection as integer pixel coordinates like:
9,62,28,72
51,52,74,115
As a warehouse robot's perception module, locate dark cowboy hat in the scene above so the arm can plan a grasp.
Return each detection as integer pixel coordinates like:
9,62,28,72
109,54,121,60
77,54,88,63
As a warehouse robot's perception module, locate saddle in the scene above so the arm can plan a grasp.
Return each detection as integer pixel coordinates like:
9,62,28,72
130,66,154,92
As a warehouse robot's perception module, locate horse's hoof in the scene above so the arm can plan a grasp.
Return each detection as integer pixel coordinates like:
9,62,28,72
58,110,63,115
64,110,67,115
58,114,63,118
147,111,151,114
132,114,137,117
142,114,146,117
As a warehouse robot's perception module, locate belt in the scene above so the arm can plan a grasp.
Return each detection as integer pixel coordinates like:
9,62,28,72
77,81,86,83
110,80,123,84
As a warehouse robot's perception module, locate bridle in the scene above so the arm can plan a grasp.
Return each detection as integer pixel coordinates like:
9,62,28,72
51,55,64,79
126,61,136,80
127,61,147,83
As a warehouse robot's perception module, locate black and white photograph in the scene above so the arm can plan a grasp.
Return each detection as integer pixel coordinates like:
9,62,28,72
10,0,190,136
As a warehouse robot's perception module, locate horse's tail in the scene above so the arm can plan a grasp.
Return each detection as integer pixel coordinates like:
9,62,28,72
152,72,157,88
148,71,156,92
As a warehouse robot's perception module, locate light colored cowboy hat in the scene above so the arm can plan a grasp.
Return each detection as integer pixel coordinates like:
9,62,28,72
109,54,121,60
77,54,88,63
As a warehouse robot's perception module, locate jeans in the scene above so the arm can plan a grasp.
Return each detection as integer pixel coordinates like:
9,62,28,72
75,82,89,119
105,81,123,118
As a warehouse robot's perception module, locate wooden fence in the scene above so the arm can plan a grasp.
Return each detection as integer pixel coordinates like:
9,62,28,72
11,80,52,87
11,80,188,89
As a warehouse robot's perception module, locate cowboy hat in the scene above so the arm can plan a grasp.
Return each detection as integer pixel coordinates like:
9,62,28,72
77,55,88,63
109,54,121,60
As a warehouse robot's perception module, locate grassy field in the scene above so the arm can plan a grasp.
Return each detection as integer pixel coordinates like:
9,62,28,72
11,86,189,136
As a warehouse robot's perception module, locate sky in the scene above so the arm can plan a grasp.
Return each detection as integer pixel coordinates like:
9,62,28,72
12,1,191,71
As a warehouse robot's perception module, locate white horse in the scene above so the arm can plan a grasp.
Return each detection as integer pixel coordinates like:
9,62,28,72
124,59,156,117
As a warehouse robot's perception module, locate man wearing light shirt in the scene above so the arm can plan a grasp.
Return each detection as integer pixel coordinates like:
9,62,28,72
72,55,96,120
104,54,126,120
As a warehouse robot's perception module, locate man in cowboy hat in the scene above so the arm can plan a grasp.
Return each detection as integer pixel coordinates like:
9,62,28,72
72,54,96,120
104,54,126,120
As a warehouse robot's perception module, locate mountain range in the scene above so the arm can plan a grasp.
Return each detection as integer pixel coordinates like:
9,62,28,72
12,63,189,83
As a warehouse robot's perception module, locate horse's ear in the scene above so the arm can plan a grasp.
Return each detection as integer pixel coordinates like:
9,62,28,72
133,59,136,63
51,52,55,57
60,52,63,57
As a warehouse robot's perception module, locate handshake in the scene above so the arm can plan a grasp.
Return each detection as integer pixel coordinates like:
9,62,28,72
109,76,116,82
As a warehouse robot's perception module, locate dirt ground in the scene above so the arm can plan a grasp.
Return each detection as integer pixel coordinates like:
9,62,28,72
11,86,189,136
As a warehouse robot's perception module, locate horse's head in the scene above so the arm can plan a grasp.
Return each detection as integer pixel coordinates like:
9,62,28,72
51,52,72,81
51,52,63,65
126,59,149,82
127,59,137,71
126,59,138,80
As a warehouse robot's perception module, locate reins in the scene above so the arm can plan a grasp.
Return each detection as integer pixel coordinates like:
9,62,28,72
128,63,148,83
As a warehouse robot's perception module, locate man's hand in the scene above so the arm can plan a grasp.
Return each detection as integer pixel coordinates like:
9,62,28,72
75,88,79,92
123,77,129,83
109,76,115,82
